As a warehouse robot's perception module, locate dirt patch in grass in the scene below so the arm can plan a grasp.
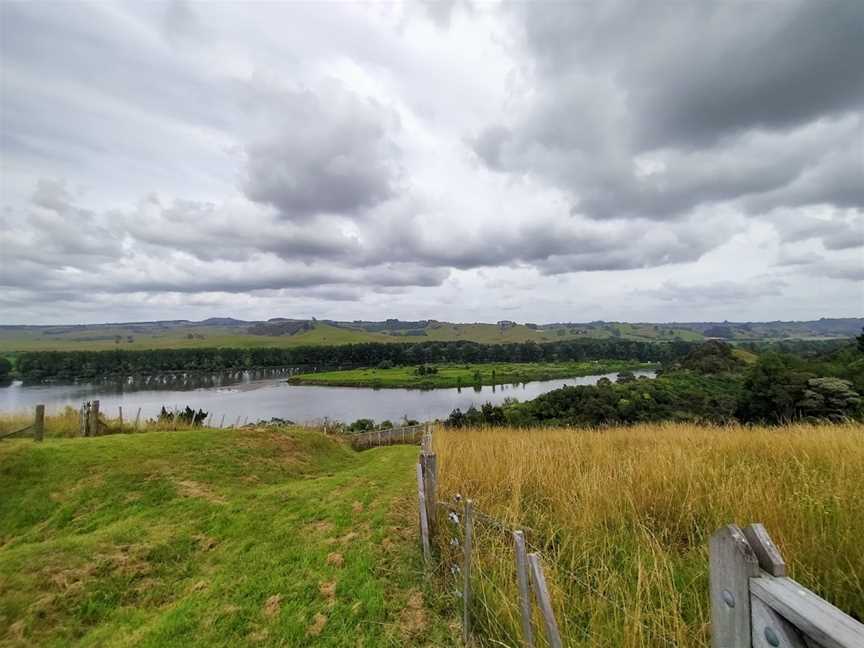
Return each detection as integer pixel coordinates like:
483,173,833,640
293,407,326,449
306,520,334,535
398,590,427,638
319,580,336,599
352,501,364,513
326,552,344,568
307,612,328,636
174,480,226,504
263,594,282,618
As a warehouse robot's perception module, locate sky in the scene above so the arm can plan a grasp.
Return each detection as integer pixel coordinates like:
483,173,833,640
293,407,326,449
1,0,862,325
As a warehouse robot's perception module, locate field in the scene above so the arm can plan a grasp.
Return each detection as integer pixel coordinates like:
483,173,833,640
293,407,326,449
0,427,457,647
287,361,653,389
0,321,702,354
432,423,864,647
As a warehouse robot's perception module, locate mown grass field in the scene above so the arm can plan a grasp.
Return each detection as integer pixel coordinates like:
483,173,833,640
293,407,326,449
432,423,864,648
0,428,457,647
287,361,652,389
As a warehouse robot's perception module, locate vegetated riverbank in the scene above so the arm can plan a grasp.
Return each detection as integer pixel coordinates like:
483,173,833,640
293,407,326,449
286,360,654,389
431,423,864,647
6,339,694,383
0,427,458,647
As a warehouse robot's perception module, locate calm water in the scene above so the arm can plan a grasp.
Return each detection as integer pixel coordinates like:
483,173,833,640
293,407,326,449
0,369,656,424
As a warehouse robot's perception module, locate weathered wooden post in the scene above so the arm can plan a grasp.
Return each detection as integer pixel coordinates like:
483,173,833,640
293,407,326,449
420,452,438,540
709,524,759,648
219,414,225,429
88,400,100,437
33,404,45,442
134,407,141,429
513,530,535,648
416,462,431,562
80,402,89,437
527,553,562,648
118,406,123,430
463,499,474,645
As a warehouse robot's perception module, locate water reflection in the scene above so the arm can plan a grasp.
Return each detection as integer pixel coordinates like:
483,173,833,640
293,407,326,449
1,369,656,425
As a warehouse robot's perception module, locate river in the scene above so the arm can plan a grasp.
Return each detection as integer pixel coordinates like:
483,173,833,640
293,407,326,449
0,369,656,425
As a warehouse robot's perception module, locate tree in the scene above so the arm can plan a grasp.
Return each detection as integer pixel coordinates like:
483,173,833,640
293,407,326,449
797,377,862,422
736,354,813,423
0,357,11,380
858,327,864,353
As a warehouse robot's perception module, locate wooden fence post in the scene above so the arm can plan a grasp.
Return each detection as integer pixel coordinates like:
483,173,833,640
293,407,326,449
119,406,123,430
33,404,45,442
463,499,474,645
420,452,438,540
88,400,100,437
80,402,88,437
742,523,806,648
416,463,431,563
134,407,141,429
513,530,535,648
527,553,562,648
709,525,759,648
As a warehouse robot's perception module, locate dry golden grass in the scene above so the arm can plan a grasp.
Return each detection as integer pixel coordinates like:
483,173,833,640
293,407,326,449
0,407,221,438
432,422,864,647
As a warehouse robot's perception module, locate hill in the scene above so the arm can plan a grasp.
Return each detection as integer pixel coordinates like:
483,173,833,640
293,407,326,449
1,317,860,354
0,428,457,647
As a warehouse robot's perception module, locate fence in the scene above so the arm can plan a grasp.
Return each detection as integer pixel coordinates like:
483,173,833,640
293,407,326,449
0,404,44,442
349,423,429,450
710,523,864,648
417,429,864,648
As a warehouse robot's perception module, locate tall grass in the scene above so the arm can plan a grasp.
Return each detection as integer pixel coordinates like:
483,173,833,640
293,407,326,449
432,423,864,647
0,407,227,438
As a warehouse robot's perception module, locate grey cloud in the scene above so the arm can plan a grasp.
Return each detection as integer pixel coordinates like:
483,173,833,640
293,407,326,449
649,279,788,305
241,80,401,219
473,1,864,221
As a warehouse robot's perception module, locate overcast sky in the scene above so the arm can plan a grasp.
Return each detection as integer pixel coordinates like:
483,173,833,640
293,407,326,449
1,1,862,325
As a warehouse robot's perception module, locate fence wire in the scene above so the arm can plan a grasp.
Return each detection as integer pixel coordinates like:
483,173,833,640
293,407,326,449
432,491,683,648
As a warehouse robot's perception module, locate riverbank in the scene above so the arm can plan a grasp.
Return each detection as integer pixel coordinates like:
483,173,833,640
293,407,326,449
286,361,654,389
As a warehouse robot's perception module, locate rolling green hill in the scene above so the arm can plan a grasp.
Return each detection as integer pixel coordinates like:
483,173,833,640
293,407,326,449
0,427,457,647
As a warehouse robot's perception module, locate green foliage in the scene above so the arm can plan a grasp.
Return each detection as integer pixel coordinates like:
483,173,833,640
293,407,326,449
797,377,862,422
0,356,11,379
15,339,694,382
447,373,744,428
678,340,744,374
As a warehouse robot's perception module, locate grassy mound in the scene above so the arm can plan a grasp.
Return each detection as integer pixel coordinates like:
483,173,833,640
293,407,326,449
0,428,456,647
432,423,864,647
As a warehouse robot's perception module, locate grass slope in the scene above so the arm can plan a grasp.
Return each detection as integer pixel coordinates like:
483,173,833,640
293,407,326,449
432,423,864,647
0,428,456,647
288,361,652,389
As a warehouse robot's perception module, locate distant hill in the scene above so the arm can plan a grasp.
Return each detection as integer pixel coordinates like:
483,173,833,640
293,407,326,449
0,317,859,353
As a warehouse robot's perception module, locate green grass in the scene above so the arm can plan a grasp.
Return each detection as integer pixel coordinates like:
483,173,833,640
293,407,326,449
0,321,704,353
287,361,653,389
0,428,457,647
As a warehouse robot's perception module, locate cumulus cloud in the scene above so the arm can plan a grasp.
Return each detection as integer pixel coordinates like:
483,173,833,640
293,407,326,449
473,1,864,221
240,79,402,220
1,1,861,323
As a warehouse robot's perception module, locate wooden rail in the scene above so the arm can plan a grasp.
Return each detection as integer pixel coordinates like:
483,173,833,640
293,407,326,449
349,423,428,450
710,523,864,648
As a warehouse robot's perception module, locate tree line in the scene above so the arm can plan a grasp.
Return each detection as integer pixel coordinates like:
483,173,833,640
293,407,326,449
445,338,864,427
13,339,697,381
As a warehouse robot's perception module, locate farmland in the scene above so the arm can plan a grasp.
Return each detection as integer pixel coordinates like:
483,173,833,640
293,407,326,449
0,320,707,354
287,360,653,389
